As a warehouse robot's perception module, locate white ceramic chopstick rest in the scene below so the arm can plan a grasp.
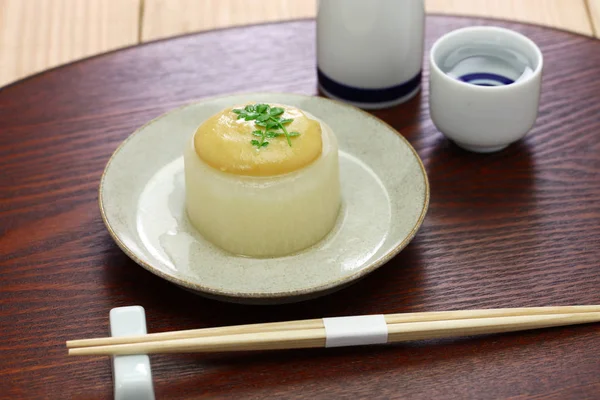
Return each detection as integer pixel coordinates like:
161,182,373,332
322,315,388,347
110,306,155,400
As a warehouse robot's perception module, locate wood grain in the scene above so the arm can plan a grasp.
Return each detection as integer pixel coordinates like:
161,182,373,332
588,0,600,36
141,0,595,41
427,0,594,36
141,0,316,41
0,0,140,87
1,1,595,87
1,16,600,399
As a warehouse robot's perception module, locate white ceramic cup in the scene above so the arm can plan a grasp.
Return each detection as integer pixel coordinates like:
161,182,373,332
429,26,543,153
317,0,425,110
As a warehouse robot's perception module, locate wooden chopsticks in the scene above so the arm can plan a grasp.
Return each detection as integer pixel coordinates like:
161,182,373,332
67,305,600,356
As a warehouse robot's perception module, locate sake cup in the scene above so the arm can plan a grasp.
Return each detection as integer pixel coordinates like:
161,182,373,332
429,26,543,153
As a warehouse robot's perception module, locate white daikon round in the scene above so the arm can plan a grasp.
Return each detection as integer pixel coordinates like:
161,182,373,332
183,116,341,257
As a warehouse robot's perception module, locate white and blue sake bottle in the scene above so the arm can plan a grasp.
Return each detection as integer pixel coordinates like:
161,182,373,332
317,0,425,109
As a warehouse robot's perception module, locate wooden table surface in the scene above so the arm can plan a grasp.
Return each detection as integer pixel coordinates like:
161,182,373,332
1,0,600,87
1,15,600,400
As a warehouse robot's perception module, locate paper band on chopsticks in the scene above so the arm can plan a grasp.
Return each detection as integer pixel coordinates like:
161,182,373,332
322,315,388,347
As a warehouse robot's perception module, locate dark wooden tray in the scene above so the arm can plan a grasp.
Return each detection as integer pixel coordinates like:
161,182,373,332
1,15,599,399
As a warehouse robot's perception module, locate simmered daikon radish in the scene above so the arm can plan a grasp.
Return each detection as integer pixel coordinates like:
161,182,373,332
183,103,341,257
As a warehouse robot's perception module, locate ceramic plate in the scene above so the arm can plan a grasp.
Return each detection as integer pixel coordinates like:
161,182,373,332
100,93,429,304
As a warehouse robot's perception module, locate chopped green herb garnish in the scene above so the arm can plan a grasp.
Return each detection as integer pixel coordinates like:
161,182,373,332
256,104,268,113
269,107,285,116
232,104,301,149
